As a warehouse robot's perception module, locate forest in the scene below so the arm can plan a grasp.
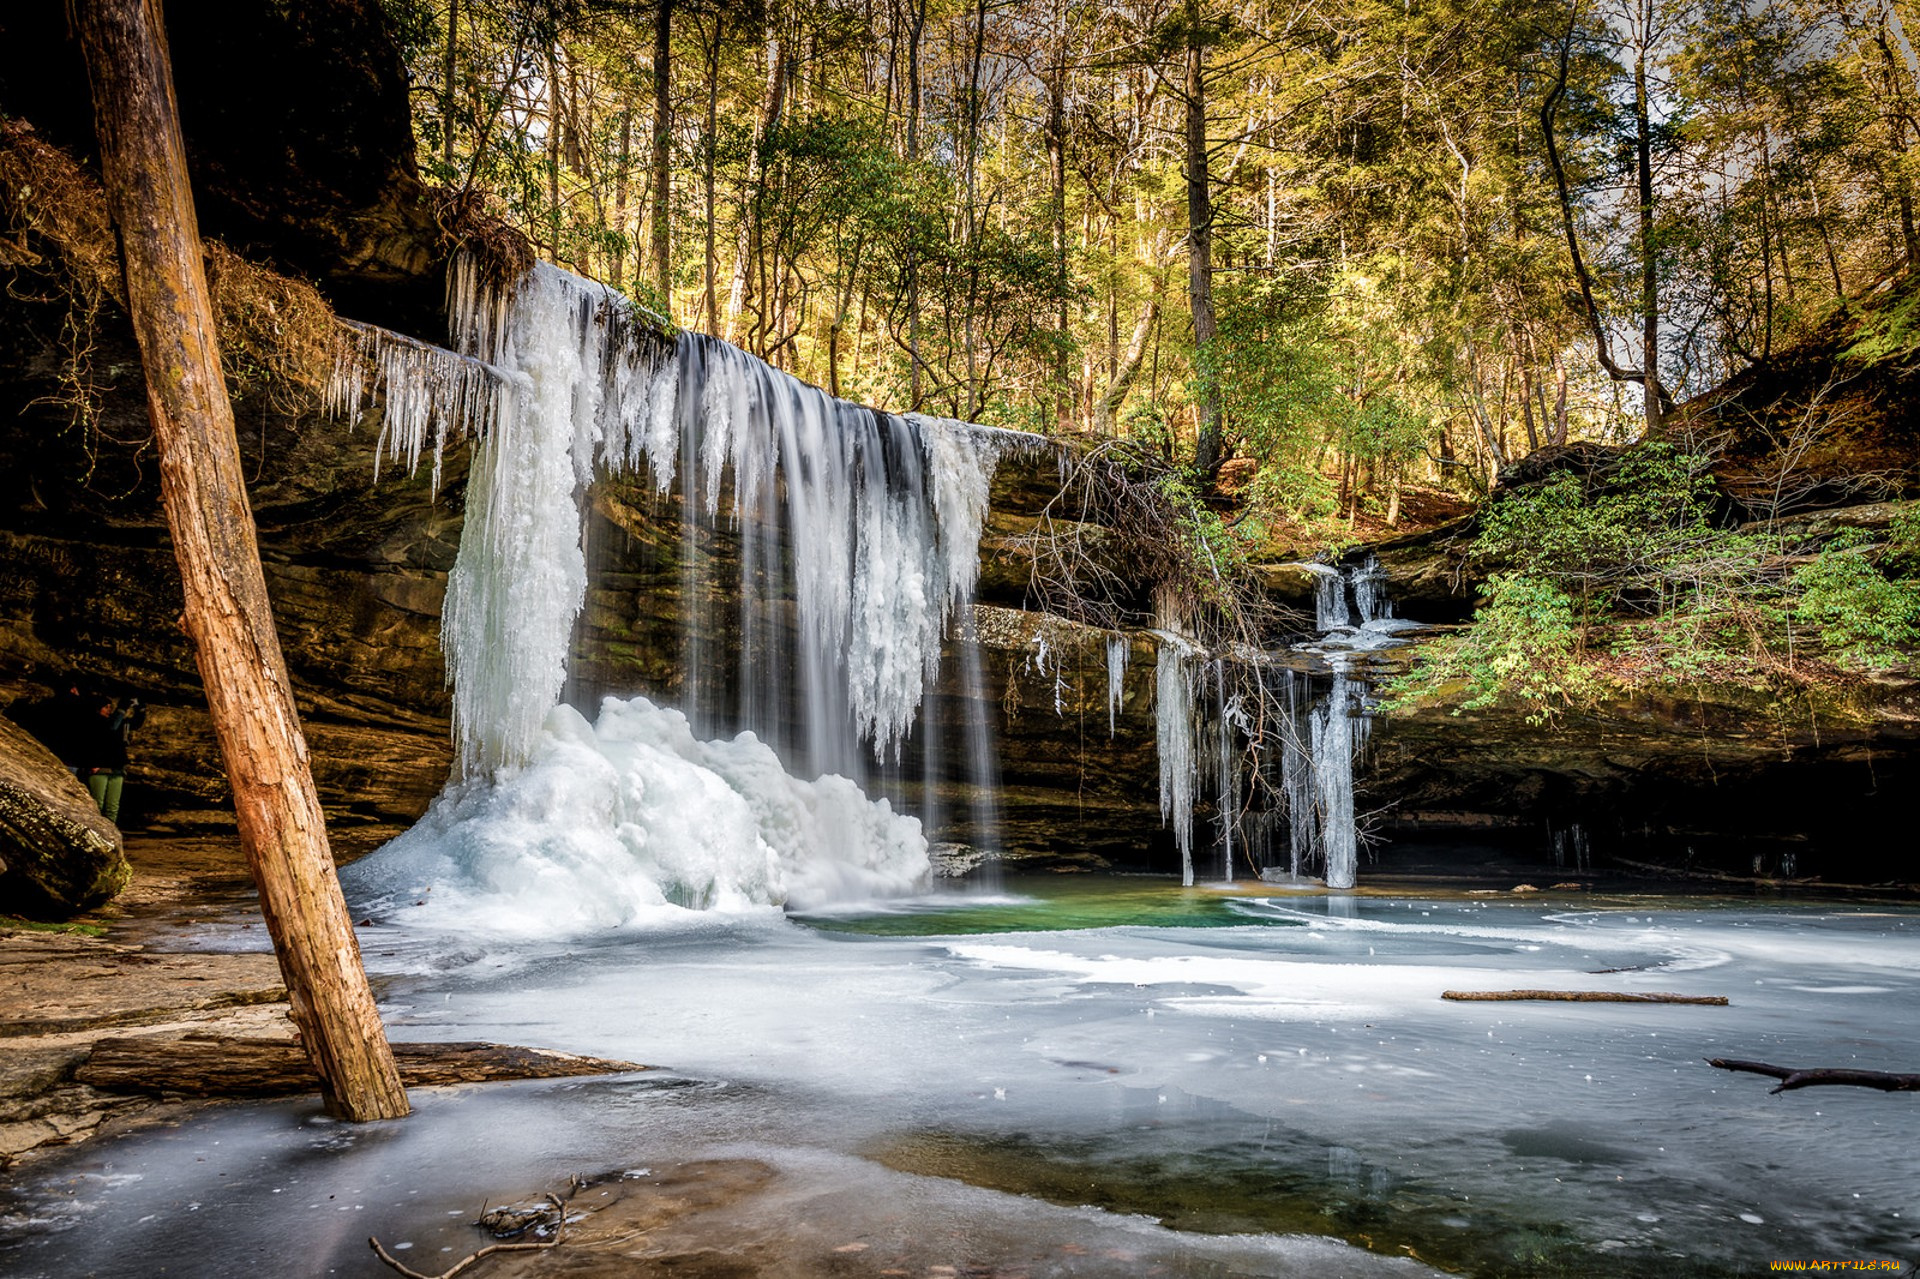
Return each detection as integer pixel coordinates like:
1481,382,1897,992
387,0,1920,701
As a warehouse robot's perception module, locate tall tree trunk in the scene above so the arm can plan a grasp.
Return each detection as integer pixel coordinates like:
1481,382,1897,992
961,0,987,417
650,0,674,315
75,0,408,1122
610,108,632,290
1633,27,1662,428
906,0,927,408
545,43,563,259
1185,5,1224,481
725,31,785,342
1551,347,1570,446
1542,3,1665,419
1092,289,1160,433
701,14,720,334
1047,0,1069,428
1520,361,1541,453
441,0,459,175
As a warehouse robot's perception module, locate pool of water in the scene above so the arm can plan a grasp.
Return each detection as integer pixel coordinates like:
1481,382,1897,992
3,877,1915,1276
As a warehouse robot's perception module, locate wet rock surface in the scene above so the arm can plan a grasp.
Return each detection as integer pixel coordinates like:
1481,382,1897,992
0,836,292,1167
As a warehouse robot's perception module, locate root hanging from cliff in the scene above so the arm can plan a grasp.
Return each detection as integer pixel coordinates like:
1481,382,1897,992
0,118,345,466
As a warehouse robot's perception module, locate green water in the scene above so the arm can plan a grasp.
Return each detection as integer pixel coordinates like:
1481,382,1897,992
797,874,1297,935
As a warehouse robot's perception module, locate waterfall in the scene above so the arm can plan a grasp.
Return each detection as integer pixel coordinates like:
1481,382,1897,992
1148,558,1397,891
429,264,1023,781
1308,662,1368,890
1301,555,1389,633
332,260,1029,921
1310,564,1350,631
1351,555,1391,625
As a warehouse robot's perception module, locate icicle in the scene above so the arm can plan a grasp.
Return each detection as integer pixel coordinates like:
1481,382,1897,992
323,318,513,495
1313,662,1361,890
1105,636,1130,738
1280,670,1316,880
1351,555,1391,625
1155,637,1196,887
1314,568,1351,631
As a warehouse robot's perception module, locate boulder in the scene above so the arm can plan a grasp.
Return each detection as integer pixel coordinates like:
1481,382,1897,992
0,713,128,914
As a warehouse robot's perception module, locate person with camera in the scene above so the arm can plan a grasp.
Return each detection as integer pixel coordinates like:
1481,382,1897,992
85,695,145,824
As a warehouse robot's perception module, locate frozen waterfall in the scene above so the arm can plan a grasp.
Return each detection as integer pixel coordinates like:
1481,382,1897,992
1150,558,1395,891
330,259,1028,922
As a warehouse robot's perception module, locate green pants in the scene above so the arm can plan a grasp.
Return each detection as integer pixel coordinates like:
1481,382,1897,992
87,770,124,824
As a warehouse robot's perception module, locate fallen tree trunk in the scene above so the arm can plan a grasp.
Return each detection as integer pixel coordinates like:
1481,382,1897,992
77,1036,645,1098
1443,990,1729,1005
1708,1058,1920,1094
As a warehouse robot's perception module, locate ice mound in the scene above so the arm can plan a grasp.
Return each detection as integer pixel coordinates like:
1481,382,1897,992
343,696,930,935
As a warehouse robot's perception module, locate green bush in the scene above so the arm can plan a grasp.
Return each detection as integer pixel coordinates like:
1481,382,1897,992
1385,573,1599,724
1471,444,1725,617
1790,546,1920,670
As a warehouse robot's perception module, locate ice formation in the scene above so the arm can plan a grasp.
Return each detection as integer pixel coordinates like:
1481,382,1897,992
1150,559,1395,889
342,697,930,932
1154,635,1196,887
1104,635,1129,738
331,256,1027,916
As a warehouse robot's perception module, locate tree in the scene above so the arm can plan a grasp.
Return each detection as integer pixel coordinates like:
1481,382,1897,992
75,0,408,1122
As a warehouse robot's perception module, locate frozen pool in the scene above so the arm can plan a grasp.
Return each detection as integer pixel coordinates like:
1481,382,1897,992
2,878,1915,1276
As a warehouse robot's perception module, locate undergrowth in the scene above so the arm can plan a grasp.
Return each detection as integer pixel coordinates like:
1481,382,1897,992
1385,448,1920,724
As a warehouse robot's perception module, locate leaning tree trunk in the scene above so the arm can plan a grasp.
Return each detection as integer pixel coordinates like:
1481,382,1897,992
75,0,409,1122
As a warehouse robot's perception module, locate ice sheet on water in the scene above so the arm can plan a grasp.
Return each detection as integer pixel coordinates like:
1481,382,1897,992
341,696,930,937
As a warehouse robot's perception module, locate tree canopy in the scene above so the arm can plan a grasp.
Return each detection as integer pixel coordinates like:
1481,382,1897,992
385,0,1920,522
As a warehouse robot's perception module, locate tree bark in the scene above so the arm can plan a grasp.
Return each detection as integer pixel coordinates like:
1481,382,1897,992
1092,290,1160,434
1047,0,1070,429
1632,23,1663,427
441,0,459,175
75,0,409,1122
700,13,720,334
906,0,927,408
650,0,674,315
610,107,632,291
1185,5,1223,482
724,31,785,344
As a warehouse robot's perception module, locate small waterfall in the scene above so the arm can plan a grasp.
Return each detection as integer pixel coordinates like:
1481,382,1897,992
1309,564,1349,631
1351,555,1391,625
1302,555,1389,633
1308,662,1368,889
1147,557,1397,890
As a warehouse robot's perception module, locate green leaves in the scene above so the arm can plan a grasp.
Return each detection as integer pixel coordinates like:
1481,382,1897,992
1790,542,1920,672
1385,573,1599,726
1470,444,1722,614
